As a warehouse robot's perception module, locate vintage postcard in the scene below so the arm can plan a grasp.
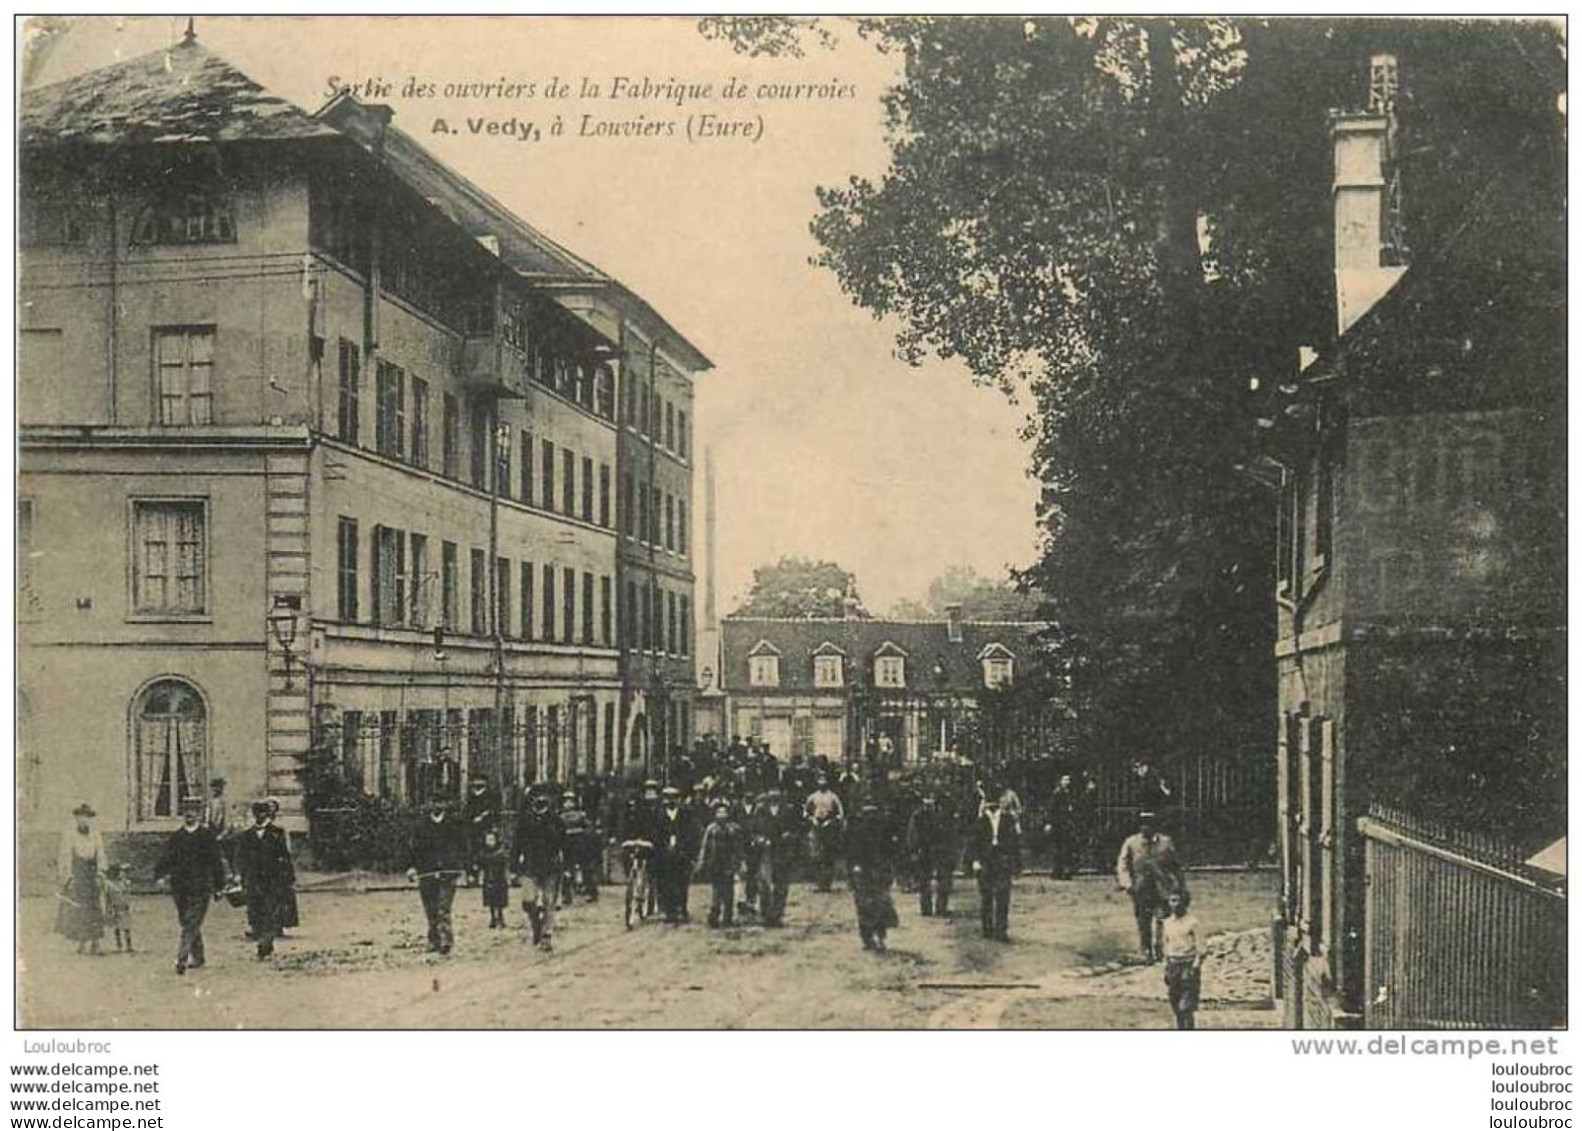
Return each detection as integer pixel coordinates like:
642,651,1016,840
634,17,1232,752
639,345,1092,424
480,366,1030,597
14,14,1565,1039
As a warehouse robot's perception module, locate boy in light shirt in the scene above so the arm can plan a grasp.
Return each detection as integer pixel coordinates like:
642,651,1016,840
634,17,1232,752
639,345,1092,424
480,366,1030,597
1161,888,1203,1030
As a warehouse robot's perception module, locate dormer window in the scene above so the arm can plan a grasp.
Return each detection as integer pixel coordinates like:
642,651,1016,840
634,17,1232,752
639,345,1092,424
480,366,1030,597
981,646,1015,690
812,643,845,689
873,642,908,689
132,191,235,246
748,640,781,688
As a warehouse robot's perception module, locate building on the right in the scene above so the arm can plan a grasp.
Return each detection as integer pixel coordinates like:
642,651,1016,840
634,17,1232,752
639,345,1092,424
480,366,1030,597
1258,55,1565,1029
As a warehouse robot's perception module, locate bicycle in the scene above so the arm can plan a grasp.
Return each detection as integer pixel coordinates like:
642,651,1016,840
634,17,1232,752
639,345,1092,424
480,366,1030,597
621,839,654,930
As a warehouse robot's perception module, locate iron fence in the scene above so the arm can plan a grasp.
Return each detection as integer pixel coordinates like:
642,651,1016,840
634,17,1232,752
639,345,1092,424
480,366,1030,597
1360,806,1565,1030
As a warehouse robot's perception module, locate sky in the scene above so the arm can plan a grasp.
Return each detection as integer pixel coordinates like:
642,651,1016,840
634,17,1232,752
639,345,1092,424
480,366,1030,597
23,15,1043,616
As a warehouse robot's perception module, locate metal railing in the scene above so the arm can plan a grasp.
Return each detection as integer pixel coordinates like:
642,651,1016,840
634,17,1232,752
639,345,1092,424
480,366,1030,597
1360,806,1565,1030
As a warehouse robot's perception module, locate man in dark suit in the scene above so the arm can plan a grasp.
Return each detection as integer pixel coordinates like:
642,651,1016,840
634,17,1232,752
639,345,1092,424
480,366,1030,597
969,785,1022,942
651,786,698,923
233,800,295,959
461,775,499,884
906,791,959,917
406,797,469,955
153,795,229,974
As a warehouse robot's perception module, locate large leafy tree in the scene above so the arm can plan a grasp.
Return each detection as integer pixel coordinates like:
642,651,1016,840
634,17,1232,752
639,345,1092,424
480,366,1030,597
732,556,869,619
706,17,1564,767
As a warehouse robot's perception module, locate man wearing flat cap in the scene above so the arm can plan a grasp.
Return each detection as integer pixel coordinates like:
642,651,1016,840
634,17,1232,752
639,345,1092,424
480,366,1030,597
1116,810,1183,963
233,800,295,959
407,797,467,955
652,785,698,924
513,789,565,951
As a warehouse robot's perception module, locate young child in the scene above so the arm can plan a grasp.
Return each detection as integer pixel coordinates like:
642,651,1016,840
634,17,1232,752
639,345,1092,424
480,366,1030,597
1160,887,1202,1030
100,864,134,953
479,829,510,929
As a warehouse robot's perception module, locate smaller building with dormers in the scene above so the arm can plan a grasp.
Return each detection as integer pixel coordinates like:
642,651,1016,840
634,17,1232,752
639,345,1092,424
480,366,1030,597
717,610,1043,764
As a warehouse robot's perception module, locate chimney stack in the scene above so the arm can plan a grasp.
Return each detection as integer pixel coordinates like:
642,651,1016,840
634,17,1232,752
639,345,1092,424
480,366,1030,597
945,603,964,643
1332,53,1409,335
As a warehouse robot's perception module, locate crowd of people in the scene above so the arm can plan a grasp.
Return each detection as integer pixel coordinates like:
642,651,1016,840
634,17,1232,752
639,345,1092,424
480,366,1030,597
52,740,1205,1028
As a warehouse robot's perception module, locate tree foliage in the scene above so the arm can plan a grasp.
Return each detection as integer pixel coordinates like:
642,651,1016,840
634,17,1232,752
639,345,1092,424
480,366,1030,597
732,556,869,619
704,17,1564,764
889,564,1044,621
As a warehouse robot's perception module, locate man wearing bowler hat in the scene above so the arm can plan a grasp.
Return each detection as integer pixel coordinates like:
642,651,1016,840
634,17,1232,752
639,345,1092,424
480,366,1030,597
233,800,295,959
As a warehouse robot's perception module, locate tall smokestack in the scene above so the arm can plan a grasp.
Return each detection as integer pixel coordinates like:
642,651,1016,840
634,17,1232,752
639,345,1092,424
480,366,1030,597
1332,53,1409,335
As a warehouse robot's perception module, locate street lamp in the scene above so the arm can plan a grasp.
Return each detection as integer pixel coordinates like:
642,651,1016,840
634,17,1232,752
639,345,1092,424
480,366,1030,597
268,594,302,690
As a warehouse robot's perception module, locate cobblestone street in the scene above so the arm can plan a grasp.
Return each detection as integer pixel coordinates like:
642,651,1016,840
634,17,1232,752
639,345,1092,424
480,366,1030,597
20,870,1278,1029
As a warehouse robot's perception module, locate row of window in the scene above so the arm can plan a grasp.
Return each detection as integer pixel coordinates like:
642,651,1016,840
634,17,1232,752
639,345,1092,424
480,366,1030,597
336,517,692,657
622,471,689,554
338,340,627,532
746,647,1014,691
624,376,690,461
119,675,688,822
21,189,232,250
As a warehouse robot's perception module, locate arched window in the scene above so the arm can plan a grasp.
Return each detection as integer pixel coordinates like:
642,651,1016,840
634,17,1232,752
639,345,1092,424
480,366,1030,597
133,679,208,820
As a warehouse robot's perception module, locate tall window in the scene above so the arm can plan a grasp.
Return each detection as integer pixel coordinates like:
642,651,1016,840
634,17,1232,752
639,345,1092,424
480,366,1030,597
131,500,206,616
541,440,556,510
581,456,594,522
409,377,429,468
154,326,215,426
496,557,512,639
678,409,688,459
814,652,843,689
542,565,556,644
624,581,637,647
562,449,576,515
562,566,576,645
680,595,691,657
520,429,533,502
337,339,360,443
441,541,459,630
641,584,653,650
371,525,407,627
17,500,38,620
651,487,662,544
600,576,612,646
667,592,678,654
470,403,492,489
375,361,405,458
442,394,460,478
409,534,429,628
623,473,635,536
665,401,675,450
133,678,208,820
336,516,359,622
520,561,534,640
599,464,611,527
470,548,488,635
582,571,595,644
664,494,675,551
638,482,649,544
678,500,688,557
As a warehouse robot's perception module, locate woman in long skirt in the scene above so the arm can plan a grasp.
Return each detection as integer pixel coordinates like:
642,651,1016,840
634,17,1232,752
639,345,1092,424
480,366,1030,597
54,803,106,954
846,800,900,951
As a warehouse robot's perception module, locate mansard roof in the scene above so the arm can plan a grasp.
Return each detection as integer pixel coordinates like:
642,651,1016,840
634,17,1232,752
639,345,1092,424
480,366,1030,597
720,616,1046,695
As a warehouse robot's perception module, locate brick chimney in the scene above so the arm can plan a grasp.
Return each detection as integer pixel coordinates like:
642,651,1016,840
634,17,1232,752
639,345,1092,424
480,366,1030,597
1332,53,1409,335
945,603,964,643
